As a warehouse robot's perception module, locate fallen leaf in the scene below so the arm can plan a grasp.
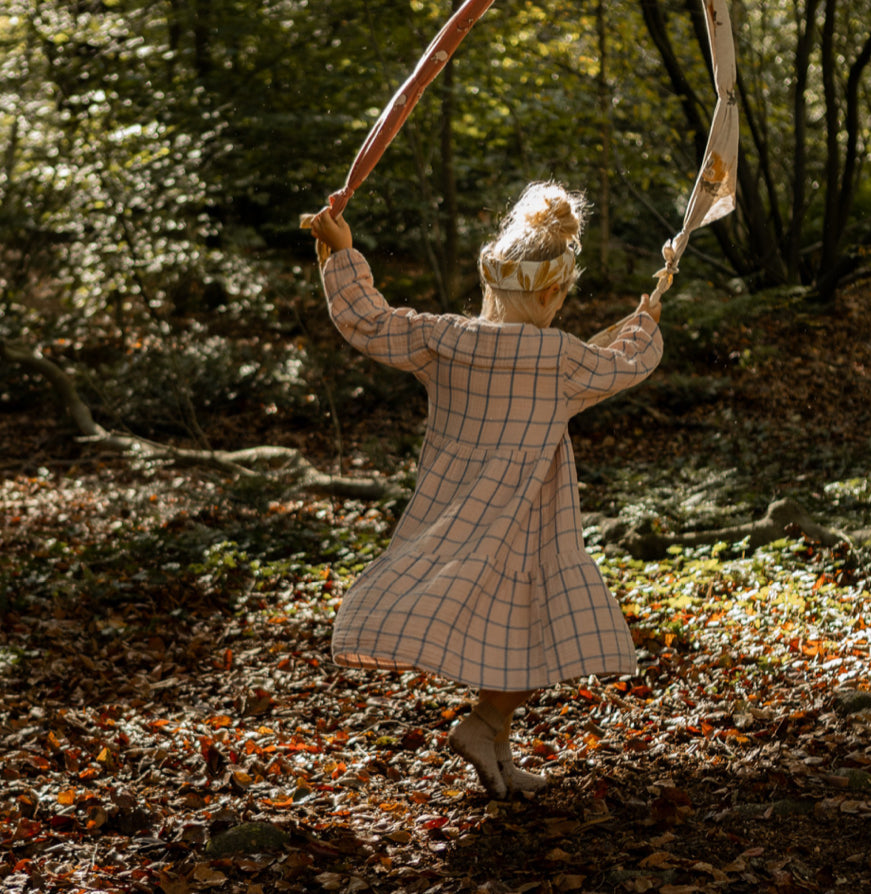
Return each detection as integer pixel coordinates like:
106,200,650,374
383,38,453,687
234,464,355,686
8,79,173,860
192,864,226,887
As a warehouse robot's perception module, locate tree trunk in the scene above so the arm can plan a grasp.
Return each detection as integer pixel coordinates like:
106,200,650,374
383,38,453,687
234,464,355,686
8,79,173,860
788,0,821,283
439,0,460,304
596,0,612,288
819,0,841,280
639,0,707,160
405,122,450,309
193,0,212,80
837,33,871,237
814,2,871,299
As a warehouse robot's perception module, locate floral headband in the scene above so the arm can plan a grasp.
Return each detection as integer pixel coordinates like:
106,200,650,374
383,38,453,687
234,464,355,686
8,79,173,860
478,247,577,292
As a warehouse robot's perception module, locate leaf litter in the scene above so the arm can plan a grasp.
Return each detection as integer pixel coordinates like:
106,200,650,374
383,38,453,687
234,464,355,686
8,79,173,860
2,465,870,893
2,280,871,892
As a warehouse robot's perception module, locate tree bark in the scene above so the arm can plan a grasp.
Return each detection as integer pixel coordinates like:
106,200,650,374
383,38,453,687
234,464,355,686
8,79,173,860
639,0,707,160
734,68,789,283
596,0,612,288
193,0,212,80
438,0,461,303
838,33,871,237
819,0,841,279
788,0,821,283
814,2,871,298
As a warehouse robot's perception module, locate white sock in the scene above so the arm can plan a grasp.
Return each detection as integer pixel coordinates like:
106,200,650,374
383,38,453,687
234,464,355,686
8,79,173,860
494,739,548,794
448,703,507,799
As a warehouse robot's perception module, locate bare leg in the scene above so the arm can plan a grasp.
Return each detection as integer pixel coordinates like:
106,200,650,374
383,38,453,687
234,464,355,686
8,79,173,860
478,689,532,716
449,689,543,798
492,714,549,793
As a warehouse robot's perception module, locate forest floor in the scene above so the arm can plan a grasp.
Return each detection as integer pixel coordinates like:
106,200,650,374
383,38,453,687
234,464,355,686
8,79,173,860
1,272,871,894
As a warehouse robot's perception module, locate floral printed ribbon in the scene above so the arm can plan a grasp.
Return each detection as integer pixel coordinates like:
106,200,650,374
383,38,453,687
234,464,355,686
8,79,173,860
648,0,739,305
588,0,738,346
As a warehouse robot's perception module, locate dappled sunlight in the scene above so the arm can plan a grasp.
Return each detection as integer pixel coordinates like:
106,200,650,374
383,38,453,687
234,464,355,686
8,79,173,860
1,464,870,891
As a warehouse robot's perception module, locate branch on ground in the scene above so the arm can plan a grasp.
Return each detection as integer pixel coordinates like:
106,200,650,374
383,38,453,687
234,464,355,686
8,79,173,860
596,497,849,560
1,339,401,500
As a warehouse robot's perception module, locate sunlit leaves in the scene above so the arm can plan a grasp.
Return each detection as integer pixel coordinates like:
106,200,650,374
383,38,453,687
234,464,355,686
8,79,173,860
2,455,871,891
599,534,869,700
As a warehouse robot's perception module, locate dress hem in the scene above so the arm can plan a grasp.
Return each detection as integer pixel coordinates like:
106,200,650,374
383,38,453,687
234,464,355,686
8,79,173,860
331,649,638,690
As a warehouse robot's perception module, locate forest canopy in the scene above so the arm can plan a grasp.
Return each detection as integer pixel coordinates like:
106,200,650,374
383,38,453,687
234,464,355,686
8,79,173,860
1,0,869,332
2,8,870,890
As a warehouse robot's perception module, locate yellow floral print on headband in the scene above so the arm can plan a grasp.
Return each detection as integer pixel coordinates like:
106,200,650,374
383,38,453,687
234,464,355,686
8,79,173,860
479,248,576,292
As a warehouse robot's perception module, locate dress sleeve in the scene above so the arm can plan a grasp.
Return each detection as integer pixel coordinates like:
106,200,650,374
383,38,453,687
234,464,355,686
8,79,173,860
563,312,663,414
320,248,435,381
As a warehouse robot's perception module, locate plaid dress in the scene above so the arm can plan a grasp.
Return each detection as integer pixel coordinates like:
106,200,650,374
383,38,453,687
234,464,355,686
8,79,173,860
322,249,663,690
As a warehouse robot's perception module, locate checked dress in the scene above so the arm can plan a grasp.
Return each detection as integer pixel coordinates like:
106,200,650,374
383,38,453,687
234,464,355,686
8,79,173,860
322,249,663,690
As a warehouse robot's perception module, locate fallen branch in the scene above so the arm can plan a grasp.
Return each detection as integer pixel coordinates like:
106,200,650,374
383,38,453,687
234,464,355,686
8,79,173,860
2,339,107,439
612,498,849,560
2,339,401,500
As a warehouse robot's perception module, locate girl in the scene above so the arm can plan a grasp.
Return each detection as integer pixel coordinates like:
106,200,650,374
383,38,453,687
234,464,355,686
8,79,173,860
309,182,662,799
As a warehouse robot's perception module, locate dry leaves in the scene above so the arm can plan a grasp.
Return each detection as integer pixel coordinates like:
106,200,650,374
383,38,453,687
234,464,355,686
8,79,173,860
2,281,871,891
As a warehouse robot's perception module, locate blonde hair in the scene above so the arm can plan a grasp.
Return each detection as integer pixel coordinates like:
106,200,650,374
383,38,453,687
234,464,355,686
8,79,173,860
480,181,589,326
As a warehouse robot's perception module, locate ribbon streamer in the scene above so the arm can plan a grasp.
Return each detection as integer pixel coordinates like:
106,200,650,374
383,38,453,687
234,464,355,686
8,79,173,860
589,0,738,346
302,0,495,231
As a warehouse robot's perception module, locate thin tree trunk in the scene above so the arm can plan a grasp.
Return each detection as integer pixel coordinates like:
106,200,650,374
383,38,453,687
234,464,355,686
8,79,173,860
788,0,821,283
193,0,212,80
439,0,460,303
819,0,841,279
836,31,871,246
639,0,707,160
596,0,612,288
734,67,789,283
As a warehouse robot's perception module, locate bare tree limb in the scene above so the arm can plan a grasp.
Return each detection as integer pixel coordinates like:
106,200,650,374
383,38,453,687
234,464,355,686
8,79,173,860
2,339,107,438
600,497,849,560
1,339,402,500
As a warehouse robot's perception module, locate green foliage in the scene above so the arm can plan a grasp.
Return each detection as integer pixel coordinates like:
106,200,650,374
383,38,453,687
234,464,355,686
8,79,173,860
0,0,745,329
1,0,869,430
81,324,317,438
601,533,863,678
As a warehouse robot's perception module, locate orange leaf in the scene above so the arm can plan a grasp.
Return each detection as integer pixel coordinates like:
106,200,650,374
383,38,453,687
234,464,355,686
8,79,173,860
57,788,77,806
205,715,232,729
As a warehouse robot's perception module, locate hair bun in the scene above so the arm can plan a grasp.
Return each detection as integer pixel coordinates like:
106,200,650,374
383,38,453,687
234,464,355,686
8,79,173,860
524,196,570,230
482,180,590,266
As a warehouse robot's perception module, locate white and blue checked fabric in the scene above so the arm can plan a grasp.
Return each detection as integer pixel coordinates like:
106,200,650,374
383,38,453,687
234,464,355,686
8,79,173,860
322,249,663,690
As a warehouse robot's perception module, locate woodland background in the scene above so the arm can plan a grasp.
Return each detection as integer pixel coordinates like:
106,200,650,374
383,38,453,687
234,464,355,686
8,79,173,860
1,1,871,893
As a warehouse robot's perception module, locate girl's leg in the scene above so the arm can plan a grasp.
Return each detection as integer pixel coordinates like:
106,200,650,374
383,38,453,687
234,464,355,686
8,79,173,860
449,689,540,798
491,707,549,794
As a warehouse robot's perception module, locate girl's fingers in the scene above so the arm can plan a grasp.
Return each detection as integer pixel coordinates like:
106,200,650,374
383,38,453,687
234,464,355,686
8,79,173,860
314,210,337,235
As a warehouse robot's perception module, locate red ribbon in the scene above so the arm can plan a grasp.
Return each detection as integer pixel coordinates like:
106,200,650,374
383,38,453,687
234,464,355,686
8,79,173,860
328,0,496,218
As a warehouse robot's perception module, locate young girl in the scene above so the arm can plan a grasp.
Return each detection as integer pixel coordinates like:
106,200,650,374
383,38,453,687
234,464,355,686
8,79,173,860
308,182,662,799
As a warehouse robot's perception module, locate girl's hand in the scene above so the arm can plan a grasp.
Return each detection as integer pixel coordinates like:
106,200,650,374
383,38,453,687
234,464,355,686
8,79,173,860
637,293,662,324
310,208,353,252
